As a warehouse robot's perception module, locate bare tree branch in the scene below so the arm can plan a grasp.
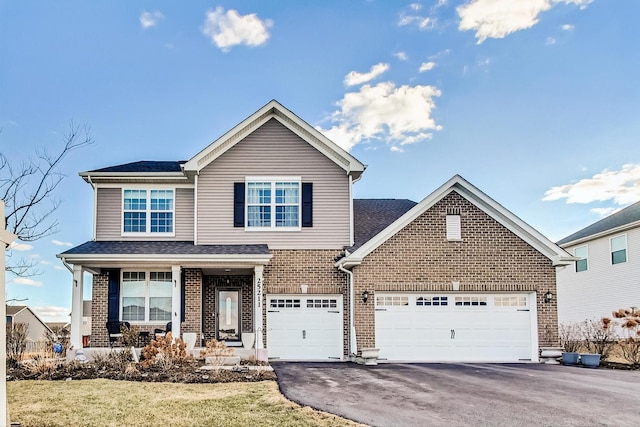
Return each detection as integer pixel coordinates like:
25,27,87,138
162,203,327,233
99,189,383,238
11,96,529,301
2,121,94,276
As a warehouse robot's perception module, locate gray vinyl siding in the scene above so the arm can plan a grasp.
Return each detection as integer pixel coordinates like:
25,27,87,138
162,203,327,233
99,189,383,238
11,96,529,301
197,118,351,249
95,187,194,241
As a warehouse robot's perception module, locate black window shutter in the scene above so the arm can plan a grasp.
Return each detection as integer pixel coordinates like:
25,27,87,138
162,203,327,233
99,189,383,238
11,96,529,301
106,268,121,322
180,269,186,323
233,182,245,227
302,183,313,227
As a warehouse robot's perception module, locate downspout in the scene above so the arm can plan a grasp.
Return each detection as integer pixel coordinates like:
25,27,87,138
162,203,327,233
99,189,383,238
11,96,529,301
338,263,357,359
87,175,97,241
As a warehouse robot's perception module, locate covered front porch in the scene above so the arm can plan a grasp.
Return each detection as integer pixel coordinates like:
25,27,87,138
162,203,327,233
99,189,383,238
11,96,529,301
57,241,272,354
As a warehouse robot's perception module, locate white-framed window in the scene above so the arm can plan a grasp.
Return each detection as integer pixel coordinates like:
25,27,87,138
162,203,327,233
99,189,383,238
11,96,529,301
246,177,300,230
446,215,461,240
121,271,172,322
574,245,588,272
122,188,174,235
610,234,627,265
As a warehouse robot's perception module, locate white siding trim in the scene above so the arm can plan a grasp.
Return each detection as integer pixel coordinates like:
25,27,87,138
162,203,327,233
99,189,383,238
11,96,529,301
194,173,199,245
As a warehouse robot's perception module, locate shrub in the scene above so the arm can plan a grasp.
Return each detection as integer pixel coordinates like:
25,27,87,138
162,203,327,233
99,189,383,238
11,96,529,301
581,318,616,359
24,354,59,379
141,332,190,370
7,322,29,363
92,349,132,371
45,324,70,357
613,308,640,365
559,322,582,353
200,339,234,366
120,324,140,348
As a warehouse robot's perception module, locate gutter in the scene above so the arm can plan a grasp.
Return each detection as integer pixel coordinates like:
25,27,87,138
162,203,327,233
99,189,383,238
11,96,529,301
87,175,97,240
337,263,357,359
60,256,73,273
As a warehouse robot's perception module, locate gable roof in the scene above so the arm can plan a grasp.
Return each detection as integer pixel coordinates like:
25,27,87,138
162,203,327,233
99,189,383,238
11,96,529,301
557,200,640,246
183,100,366,180
337,175,574,268
6,305,27,316
352,199,417,251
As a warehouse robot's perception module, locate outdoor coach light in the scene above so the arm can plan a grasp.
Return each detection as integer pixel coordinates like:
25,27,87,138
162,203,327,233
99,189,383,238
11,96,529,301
544,291,553,303
362,290,369,303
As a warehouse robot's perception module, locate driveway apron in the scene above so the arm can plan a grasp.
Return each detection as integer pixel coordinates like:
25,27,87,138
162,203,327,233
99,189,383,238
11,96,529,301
273,362,640,427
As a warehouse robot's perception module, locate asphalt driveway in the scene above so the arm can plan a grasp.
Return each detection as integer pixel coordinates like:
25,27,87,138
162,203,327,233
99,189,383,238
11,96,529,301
273,362,640,427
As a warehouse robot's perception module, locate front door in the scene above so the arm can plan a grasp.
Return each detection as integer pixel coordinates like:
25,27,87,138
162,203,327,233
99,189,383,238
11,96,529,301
217,289,240,342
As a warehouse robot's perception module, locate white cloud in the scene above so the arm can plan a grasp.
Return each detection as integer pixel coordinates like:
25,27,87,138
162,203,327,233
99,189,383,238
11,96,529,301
410,3,422,11
398,15,434,30
319,82,442,151
419,61,436,72
457,0,592,43
390,146,404,153
202,7,272,52
394,51,409,61
13,278,43,287
344,63,390,87
33,306,70,322
9,242,32,251
54,265,67,271
545,37,557,45
561,24,575,31
590,207,621,218
52,240,73,247
543,164,640,205
140,10,164,29
39,260,52,265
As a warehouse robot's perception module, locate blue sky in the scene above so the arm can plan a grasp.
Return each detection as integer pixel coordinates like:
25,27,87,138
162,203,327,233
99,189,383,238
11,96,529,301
2,0,639,322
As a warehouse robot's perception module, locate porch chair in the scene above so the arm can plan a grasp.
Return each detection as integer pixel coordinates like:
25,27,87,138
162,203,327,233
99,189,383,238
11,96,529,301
106,321,130,348
154,322,172,338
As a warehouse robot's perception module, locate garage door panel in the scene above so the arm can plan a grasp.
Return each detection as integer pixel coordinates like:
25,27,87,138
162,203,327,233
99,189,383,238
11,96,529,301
267,295,343,360
375,293,533,362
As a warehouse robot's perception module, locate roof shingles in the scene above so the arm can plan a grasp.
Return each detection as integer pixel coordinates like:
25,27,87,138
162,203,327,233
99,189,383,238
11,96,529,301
557,200,640,245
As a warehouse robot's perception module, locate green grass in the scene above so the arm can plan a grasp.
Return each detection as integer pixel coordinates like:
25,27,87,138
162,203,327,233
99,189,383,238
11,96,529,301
8,380,364,427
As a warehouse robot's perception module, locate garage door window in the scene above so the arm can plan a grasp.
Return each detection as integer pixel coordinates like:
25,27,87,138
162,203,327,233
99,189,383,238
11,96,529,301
416,296,448,306
376,295,409,306
455,296,487,306
307,299,338,308
494,296,527,307
270,299,300,308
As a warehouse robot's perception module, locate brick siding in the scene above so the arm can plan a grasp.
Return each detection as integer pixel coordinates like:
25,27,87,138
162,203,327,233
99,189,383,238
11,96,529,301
352,191,559,353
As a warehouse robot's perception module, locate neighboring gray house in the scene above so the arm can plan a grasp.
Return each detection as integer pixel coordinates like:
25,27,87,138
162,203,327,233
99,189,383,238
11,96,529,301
6,305,52,343
556,201,640,329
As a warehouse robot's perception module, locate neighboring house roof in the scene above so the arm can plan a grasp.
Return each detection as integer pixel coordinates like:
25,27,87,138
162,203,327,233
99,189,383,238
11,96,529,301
338,175,575,268
6,305,27,316
183,100,366,180
47,322,70,330
557,200,640,246
79,161,189,183
6,305,53,334
58,241,272,266
352,199,417,251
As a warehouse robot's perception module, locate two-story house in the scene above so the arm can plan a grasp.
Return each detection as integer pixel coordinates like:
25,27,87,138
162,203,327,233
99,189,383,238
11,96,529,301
58,100,573,362
556,201,640,329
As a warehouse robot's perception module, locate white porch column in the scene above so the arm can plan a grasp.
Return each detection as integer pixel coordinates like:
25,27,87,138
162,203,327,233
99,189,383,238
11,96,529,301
70,264,84,349
171,265,181,340
254,266,264,349
1,200,18,426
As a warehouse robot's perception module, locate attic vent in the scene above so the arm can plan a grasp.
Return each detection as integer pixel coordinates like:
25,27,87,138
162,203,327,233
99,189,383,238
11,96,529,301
446,207,461,215
446,214,462,240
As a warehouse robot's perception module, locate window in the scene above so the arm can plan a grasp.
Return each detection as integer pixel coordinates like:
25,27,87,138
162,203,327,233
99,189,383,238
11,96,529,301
494,296,527,307
610,235,627,264
376,296,409,306
246,178,300,229
123,189,174,234
307,299,338,308
121,271,172,322
454,296,487,306
269,299,300,308
574,245,588,272
417,296,448,306
446,215,461,240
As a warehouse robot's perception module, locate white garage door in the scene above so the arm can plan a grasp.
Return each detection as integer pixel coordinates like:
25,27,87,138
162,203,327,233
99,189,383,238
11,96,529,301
375,293,534,362
267,295,343,360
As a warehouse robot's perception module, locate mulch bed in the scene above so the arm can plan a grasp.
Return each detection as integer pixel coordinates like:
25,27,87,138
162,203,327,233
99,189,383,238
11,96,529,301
600,361,640,371
6,359,276,383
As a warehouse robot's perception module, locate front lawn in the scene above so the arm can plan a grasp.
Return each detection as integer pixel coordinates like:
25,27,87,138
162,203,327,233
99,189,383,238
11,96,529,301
8,379,363,427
